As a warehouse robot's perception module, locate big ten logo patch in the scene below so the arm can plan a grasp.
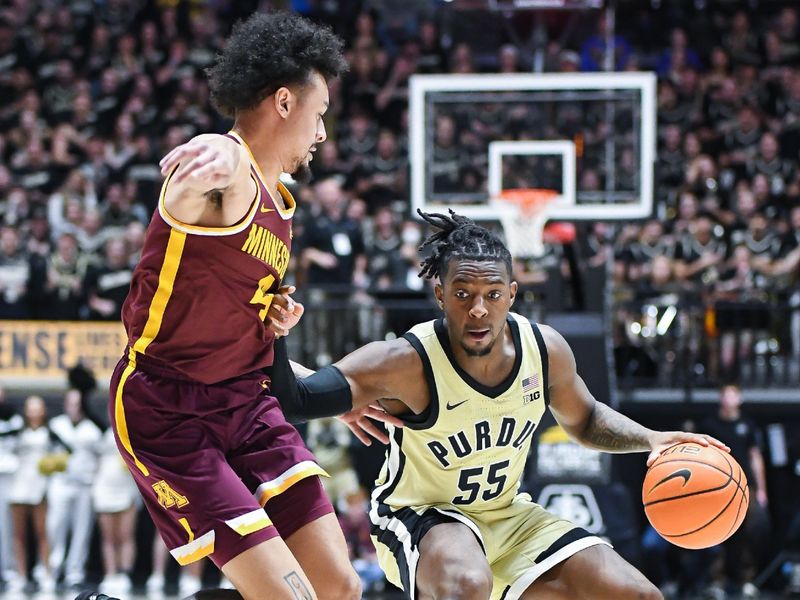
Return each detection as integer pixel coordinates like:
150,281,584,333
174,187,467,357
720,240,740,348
523,390,541,405
152,480,189,509
537,484,604,534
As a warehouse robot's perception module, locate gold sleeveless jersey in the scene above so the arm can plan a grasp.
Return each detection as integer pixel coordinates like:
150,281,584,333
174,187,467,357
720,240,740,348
372,312,549,516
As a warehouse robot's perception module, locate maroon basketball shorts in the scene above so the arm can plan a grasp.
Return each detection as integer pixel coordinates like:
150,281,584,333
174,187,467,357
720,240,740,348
109,351,334,567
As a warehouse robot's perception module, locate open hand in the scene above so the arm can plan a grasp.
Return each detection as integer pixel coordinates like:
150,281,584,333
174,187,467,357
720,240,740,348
646,430,730,467
159,136,240,188
338,403,405,446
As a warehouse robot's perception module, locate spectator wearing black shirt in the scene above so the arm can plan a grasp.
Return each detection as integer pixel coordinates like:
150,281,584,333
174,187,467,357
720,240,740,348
42,232,86,320
779,205,800,256
12,137,58,195
301,177,367,290
724,104,763,171
773,7,800,65
722,10,761,67
698,384,769,598
674,211,728,290
353,129,407,204
122,134,161,212
748,132,793,197
658,125,686,190
100,182,147,230
338,113,376,169
83,237,132,321
623,220,676,288
69,91,98,138
703,77,741,142
366,206,410,292
416,19,446,74
311,140,349,185
0,226,30,319
731,210,781,261
342,49,381,118
431,114,461,194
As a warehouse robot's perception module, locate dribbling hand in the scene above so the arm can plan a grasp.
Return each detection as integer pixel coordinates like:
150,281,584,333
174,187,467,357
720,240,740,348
646,430,730,467
266,285,304,337
159,135,240,189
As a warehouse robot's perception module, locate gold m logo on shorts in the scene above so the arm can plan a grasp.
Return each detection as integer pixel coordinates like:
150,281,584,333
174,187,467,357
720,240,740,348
152,480,189,509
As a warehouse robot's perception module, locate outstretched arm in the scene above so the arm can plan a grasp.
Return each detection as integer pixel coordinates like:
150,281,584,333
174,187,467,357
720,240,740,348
332,337,427,414
276,337,427,443
542,325,729,466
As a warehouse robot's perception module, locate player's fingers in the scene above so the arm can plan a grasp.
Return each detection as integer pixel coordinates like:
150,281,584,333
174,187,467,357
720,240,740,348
646,450,660,467
185,160,229,183
272,290,295,312
365,406,404,428
174,152,214,182
268,304,287,321
350,421,372,446
358,417,388,444
271,295,290,310
160,145,201,175
176,153,222,182
159,145,185,169
703,435,730,452
267,319,288,337
291,302,304,318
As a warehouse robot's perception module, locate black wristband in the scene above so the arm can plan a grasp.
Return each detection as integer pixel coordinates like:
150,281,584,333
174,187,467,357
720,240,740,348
293,365,353,421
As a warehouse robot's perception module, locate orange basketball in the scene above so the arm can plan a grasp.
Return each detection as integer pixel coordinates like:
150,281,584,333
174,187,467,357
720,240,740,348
642,442,749,549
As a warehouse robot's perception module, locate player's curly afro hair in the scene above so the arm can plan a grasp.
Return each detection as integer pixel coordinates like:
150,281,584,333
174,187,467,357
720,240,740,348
417,209,512,280
207,11,348,118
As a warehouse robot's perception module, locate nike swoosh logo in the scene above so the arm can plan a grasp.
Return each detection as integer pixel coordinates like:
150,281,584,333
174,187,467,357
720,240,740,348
260,204,275,213
649,468,692,493
446,399,469,410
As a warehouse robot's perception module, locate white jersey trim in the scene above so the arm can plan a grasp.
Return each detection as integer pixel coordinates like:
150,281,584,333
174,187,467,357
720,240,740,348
369,425,421,598
505,536,611,600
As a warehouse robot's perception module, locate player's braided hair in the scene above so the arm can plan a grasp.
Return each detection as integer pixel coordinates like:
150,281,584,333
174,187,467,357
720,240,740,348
417,209,512,280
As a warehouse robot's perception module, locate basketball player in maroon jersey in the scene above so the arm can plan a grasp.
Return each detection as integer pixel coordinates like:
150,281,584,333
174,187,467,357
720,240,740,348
106,12,394,600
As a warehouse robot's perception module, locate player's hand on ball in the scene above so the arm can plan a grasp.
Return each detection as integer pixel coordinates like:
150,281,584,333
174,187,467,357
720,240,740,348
266,286,304,337
646,431,730,467
159,135,240,189
338,403,405,446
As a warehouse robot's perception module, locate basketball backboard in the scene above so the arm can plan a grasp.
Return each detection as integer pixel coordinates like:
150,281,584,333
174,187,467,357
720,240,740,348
410,72,657,223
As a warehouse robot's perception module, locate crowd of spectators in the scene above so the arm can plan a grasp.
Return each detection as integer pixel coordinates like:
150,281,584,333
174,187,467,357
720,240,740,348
0,1,798,387
0,1,799,596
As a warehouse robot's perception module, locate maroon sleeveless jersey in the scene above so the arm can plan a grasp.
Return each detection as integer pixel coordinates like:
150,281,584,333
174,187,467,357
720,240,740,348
122,132,293,384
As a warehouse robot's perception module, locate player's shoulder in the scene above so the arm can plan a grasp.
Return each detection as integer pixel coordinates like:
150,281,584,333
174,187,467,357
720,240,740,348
404,318,439,342
520,320,573,369
529,321,565,346
508,312,554,340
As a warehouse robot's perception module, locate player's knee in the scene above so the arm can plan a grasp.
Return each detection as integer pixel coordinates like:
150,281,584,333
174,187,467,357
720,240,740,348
318,567,361,600
435,566,493,599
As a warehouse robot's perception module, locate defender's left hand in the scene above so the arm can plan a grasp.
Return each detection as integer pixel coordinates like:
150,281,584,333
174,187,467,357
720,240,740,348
267,286,304,337
338,403,405,446
646,431,730,467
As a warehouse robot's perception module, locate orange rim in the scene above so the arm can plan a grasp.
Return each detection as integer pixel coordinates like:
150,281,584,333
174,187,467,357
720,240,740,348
495,188,559,216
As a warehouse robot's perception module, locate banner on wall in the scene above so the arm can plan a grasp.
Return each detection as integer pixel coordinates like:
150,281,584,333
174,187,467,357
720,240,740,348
0,321,126,385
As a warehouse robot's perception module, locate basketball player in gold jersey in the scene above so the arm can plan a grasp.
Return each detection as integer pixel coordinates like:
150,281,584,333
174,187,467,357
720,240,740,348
286,210,730,600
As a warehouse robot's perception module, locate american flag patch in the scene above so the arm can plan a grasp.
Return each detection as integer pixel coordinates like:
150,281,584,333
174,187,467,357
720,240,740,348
522,374,539,392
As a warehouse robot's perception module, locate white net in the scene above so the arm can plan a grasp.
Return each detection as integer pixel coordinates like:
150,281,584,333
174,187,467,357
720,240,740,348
490,189,559,258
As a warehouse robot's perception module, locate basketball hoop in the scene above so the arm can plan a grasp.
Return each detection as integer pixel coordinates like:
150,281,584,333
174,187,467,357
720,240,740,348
491,188,563,258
